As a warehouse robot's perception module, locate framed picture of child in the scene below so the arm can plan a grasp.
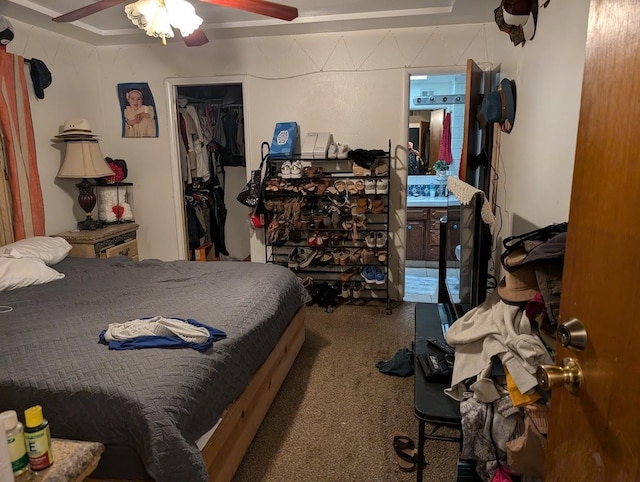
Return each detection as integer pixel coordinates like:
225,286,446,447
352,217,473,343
117,82,158,138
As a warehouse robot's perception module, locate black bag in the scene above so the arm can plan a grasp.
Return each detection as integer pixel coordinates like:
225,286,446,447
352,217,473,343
236,143,269,207
236,168,262,207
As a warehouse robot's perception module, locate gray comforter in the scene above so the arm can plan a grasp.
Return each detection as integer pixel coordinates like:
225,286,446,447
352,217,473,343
0,257,309,481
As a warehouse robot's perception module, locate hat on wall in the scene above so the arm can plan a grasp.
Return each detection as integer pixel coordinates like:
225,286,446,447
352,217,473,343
477,78,517,133
26,58,52,100
54,119,100,139
0,16,14,47
498,250,540,304
494,0,551,47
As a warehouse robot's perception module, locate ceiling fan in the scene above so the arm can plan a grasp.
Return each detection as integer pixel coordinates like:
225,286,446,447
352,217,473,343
52,0,299,47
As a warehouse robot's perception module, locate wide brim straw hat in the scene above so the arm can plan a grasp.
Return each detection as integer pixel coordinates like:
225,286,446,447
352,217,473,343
498,250,539,304
54,119,100,139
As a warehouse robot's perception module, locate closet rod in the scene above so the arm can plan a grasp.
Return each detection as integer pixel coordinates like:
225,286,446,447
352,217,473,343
178,95,243,107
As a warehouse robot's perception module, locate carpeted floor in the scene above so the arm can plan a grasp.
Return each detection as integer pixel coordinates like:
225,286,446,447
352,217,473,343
233,301,460,481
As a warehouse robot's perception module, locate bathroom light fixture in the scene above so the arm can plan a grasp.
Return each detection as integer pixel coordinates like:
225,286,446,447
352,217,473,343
125,0,203,45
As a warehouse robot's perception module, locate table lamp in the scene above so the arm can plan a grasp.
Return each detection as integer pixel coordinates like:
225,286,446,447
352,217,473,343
57,140,114,230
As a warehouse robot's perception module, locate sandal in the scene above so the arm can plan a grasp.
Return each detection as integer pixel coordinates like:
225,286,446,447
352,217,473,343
392,432,418,473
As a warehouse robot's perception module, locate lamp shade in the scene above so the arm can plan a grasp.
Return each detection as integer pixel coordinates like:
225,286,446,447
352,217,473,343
57,140,114,179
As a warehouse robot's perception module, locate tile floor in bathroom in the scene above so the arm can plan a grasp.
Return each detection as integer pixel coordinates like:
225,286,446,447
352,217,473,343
404,267,460,303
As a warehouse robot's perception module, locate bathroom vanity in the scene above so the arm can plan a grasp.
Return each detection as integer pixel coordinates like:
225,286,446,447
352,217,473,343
406,179,460,262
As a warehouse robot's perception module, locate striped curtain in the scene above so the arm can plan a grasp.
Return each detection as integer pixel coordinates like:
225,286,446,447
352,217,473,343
0,51,45,243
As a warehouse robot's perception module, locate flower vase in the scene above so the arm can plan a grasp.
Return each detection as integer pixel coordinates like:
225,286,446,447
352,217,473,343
436,169,449,181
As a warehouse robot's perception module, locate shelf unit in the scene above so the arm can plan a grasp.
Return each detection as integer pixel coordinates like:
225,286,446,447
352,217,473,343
263,140,392,314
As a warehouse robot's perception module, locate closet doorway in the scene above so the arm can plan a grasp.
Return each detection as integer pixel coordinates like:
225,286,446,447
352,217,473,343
166,76,253,262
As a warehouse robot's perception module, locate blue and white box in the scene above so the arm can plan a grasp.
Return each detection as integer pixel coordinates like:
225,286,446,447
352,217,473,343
270,122,298,158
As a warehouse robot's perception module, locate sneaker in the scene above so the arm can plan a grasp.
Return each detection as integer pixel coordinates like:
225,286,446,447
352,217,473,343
337,144,350,160
288,247,303,269
341,282,350,298
360,265,376,284
280,161,292,179
376,231,388,248
364,179,376,194
365,231,377,248
290,160,303,179
298,248,317,269
327,143,338,159
352,281,363,299
374,266,386,284
376,178,389,194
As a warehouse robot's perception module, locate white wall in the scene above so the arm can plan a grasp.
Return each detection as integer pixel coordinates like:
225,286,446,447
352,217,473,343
487,2,590,239
5,4,591,298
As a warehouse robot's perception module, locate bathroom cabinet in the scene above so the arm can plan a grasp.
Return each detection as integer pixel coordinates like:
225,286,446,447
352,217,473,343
406,207,459,261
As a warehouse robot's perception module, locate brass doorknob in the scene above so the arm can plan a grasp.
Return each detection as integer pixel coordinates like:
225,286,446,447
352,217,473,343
536,357,583,393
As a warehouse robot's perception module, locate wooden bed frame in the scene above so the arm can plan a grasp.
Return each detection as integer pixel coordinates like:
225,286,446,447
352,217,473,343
88,306,306,481
202,306,306,480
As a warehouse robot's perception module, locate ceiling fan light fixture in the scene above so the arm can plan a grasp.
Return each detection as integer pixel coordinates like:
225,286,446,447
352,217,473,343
165,0,203,37
125,0,203,43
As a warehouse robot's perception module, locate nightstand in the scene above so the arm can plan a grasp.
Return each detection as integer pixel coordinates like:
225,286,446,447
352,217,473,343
15,439,104,482
53,224,139,260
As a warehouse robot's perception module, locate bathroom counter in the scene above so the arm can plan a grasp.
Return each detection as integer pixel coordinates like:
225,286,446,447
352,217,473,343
406,196,459,208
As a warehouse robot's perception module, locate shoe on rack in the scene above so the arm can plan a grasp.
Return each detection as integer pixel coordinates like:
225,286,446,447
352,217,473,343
337,144,350,160
288,247,303,269
365,231,377,248
376,178,389,194
360,249,376,265
352,281,363,299
374,266,386,284
280,161,292,179
360,265,377,284
341,282,350,298
364,179,377,194
327,143,338,159
297,247,316,269
376,231,388,248
339,266,359,282
290,160,303,179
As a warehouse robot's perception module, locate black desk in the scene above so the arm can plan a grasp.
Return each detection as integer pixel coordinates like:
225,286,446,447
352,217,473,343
414,302,462,481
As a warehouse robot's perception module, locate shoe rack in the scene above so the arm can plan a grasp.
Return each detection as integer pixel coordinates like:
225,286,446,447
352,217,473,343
263,140,392,314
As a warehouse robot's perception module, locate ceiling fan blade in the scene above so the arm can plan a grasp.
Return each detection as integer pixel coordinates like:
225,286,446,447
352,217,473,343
53,0,128,23
182,27,210,47
199,0,298,22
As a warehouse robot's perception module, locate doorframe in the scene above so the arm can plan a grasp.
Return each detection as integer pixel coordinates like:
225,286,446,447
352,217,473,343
164,75,253,260
401,66,467,301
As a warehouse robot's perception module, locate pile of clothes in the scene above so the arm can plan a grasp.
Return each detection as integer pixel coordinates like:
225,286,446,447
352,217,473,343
444,223,567,481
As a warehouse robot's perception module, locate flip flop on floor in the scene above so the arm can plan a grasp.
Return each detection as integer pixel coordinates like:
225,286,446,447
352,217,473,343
392,431,418,472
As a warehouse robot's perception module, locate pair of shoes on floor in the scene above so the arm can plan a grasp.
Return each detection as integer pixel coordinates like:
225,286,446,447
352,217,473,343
392,431,426,472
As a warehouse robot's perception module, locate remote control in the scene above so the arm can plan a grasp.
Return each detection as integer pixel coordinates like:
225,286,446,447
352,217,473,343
416,352,451,381
426,338,455,356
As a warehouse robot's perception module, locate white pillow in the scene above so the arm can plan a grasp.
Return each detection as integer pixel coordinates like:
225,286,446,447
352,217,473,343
0,236,72,265
0,257,65,291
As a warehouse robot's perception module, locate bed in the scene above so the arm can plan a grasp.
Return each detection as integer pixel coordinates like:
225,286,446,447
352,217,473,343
0,252,309,481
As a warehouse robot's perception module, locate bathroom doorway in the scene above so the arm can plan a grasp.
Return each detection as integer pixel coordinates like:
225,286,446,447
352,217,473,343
404,72,466,303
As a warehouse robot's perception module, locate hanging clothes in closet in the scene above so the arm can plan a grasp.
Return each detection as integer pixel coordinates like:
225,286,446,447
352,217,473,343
184,177,229,258
177,96,246,259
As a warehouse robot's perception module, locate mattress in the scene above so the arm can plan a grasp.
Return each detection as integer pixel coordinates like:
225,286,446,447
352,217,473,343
0,257,309,481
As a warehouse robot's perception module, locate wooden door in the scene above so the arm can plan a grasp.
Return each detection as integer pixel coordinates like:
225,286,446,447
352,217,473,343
460,59,483,186
545,0,640,479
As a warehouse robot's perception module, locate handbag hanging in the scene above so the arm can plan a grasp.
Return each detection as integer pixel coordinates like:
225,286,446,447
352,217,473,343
236,142,269,208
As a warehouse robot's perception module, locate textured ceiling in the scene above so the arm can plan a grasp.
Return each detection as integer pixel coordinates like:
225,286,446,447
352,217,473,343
1,0,498,45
